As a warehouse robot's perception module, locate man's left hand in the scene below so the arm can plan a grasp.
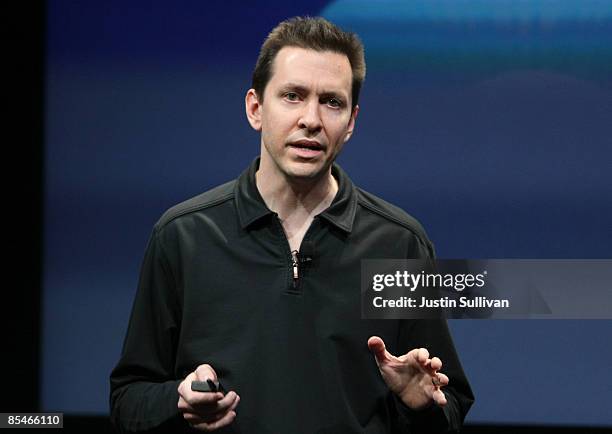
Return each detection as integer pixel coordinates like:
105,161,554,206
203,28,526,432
367,336,448,410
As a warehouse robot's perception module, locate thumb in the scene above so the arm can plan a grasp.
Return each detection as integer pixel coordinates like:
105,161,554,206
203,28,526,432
367,336,391,364
194,364,218,382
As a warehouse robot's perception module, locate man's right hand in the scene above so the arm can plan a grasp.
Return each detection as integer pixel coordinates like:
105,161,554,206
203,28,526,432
177,364,240,431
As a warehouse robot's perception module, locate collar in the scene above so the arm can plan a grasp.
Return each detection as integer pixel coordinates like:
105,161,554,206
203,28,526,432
234,157,358,233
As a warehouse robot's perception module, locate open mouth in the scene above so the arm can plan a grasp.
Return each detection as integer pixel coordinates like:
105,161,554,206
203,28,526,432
288,141,325,159
289,140,325,151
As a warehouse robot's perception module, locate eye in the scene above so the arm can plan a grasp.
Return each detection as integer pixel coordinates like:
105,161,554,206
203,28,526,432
326,97,342,108
284,92,299,101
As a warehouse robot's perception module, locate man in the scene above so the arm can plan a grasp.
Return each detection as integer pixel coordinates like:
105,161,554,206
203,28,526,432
110,17,473,433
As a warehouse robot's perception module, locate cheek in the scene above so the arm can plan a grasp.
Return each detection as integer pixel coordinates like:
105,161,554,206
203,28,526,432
326,117,351,143
262,108,290,135
260,114,276,141
261,117,285,151
333,141,346,155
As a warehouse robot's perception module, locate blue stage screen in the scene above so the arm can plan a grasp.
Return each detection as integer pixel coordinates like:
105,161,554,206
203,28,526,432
44,0,612,425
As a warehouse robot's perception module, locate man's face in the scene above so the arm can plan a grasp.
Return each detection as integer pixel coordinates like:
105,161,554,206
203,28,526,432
246,46,358,182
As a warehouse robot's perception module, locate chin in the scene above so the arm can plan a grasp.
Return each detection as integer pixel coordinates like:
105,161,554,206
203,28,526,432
284,163,326,180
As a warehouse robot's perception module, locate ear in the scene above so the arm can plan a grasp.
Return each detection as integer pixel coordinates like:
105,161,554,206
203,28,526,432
245,89,262,131
343,104,359,143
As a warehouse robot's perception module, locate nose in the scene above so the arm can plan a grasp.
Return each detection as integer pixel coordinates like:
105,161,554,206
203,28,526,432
298,99,322,133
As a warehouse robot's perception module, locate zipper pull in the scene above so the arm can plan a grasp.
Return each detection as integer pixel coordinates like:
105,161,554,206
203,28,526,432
291,250,299,281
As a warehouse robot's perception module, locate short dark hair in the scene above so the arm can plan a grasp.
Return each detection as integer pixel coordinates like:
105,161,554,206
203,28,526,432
251,16,366,108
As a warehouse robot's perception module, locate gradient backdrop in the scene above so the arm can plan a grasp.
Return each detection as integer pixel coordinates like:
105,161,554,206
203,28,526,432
44,0,612,426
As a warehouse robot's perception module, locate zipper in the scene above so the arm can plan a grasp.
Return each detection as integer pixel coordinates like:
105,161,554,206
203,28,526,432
273,213,317,292
273,214,301,291
291,250,300,288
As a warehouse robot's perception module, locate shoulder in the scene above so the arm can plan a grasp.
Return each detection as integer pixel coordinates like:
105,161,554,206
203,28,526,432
154,180,236,231
355,187,434,254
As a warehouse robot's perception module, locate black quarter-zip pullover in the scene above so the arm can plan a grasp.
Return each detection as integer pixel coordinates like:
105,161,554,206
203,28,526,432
110,158,473,433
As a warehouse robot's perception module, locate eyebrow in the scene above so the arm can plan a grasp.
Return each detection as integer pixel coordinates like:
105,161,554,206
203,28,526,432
280,83,309,94
280,82,349,101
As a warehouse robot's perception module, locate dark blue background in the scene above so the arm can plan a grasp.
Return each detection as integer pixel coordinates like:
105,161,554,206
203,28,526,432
44,0,612,425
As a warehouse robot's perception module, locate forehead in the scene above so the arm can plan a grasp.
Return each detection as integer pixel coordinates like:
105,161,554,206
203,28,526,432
268,46,352,96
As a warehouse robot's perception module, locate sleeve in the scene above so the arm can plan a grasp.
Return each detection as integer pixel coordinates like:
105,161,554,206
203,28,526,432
109,227,188,433
392,319,474,433
391,231,474,433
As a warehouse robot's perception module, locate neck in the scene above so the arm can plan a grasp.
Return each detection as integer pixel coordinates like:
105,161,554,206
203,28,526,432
256,157,338,221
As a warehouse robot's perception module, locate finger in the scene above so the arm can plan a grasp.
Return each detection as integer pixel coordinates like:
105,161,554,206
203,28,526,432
182,392,238,424
177,372,197,398
430,356,442,371
200,391,239,416
183,395,238,426
432,388,448,406
178,396,197,413
202,393,240,423
216,391,238,409
398,347,420,363
179,394,224,414
179,377,222,408
435,372,449,387
187,390,225,407
229,394,240,412
192,410,237,432
195,364,218,382
416,348,430,365
178,371,224,405
183,412,205,424
367,336,392,363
